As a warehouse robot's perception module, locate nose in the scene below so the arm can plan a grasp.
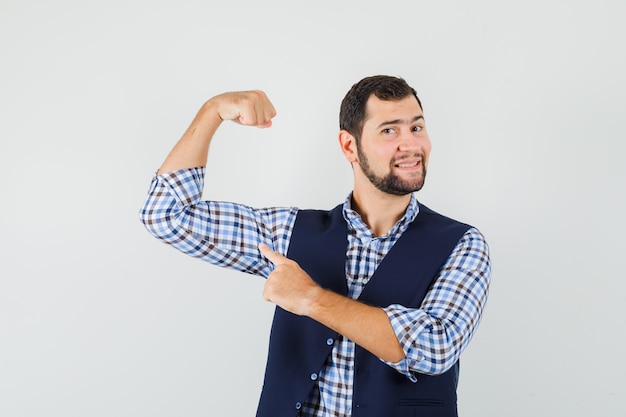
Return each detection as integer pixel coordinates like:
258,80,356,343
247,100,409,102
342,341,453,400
398,130,423,153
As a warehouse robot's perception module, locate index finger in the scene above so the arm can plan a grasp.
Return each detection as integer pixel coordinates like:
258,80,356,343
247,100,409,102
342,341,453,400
258,243,288,265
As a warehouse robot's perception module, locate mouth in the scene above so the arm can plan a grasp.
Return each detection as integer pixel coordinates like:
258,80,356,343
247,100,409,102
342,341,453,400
395,161,419,168
393,157,422,170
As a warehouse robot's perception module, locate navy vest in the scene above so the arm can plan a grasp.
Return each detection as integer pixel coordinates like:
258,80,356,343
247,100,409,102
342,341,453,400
256,202,471,417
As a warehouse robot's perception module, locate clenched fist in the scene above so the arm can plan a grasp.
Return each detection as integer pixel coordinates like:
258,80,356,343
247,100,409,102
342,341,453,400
209,90,276,128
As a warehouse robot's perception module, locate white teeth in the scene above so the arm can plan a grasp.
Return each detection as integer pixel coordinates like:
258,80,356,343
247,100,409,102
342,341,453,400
397,161,417,168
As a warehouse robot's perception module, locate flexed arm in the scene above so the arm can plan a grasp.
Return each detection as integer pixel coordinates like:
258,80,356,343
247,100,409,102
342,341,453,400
140,90,295,278
158,90,276,174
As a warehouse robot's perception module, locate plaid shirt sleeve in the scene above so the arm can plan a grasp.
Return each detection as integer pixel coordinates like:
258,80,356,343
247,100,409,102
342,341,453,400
138,167,298,278
383,227,491,378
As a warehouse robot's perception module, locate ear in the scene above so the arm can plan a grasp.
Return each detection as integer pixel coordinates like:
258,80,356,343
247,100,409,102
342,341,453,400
338,130,358,163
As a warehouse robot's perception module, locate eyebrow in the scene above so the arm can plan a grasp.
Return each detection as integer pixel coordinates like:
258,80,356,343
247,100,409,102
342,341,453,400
376,115,424,129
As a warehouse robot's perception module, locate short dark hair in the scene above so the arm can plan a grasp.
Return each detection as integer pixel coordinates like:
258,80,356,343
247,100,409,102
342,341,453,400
339,75,422,142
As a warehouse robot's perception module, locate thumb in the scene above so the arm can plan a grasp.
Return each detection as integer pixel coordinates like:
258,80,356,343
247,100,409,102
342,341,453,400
259,243,288,265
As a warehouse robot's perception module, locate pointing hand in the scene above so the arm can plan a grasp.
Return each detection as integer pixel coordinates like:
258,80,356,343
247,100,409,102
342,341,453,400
258,243,322,316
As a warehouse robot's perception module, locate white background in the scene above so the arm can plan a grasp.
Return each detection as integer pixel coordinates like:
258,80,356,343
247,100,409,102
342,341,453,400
1,0,625,416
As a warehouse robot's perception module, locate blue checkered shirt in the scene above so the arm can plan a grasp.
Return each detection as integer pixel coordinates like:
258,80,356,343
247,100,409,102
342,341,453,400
139,167,491,417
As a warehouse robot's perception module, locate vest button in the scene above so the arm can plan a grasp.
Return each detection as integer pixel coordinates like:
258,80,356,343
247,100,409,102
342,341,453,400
310,373,318,380
295,402,302,410
326,338,334,346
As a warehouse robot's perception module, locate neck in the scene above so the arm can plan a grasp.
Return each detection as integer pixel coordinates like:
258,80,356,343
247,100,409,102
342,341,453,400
351,182,412,237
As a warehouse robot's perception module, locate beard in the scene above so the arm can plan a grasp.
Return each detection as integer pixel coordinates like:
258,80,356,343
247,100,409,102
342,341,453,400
356,145,427,196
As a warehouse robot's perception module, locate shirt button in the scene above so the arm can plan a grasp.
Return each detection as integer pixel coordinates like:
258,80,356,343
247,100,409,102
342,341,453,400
310,373,318,381
326,338,334,346
295,402,302,410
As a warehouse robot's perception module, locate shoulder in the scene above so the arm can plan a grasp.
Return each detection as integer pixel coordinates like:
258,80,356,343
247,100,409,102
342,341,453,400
417,203,488,245
413,203,491,257
415,202,473,234
293,204,343,226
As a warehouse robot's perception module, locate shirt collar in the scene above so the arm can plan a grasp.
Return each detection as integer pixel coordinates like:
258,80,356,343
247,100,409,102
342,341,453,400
341,193,420,240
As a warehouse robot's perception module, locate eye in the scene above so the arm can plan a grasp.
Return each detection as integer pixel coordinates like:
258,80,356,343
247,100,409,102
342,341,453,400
381,128,396,135
412,125,423,132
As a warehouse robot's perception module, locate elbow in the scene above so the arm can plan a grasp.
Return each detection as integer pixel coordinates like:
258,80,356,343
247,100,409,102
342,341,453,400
414,319,476,376
408,354,458,377
138,205,177,242
408,336,465,376
422,357,459,376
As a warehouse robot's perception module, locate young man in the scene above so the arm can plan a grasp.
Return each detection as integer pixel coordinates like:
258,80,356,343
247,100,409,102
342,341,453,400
139,75,491,417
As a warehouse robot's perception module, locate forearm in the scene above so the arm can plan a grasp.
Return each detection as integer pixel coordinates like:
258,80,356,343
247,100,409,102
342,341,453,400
157,101,222,175
259,244,405,362
306,288,405,363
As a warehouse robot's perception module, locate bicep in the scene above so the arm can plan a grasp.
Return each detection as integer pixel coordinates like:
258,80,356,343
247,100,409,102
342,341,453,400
183,202,297,276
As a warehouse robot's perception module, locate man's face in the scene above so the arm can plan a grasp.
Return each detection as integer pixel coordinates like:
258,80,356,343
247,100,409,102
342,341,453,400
355,95,431,195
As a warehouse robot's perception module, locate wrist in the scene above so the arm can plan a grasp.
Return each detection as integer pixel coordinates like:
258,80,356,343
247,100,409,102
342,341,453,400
198,99,223,123
303,285,327,318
